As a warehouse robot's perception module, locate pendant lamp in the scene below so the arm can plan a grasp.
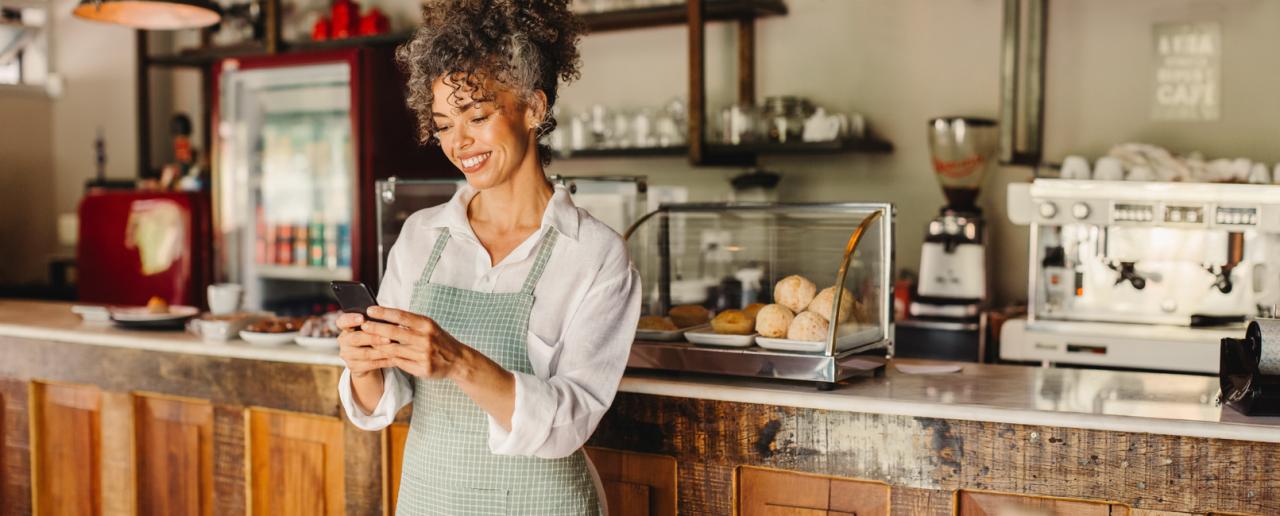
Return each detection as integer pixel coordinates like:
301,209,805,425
73,0,222,30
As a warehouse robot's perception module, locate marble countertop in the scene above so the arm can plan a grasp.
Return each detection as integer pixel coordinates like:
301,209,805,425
0,300,344,366
4,300,1278,442
621,363,1280,443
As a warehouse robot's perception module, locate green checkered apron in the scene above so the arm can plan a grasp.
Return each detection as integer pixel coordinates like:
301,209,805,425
396,227,602,515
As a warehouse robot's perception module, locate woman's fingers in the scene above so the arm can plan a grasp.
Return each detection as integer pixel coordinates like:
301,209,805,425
367,306,437,334
336,312,365,330
361,320,422,344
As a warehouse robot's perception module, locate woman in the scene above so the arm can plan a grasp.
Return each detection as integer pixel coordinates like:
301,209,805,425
335,1,640,514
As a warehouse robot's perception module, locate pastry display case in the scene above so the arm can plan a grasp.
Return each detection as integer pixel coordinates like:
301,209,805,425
625,202,894,388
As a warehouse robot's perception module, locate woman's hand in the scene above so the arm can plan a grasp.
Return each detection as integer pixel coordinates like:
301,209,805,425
337,312,393,378
361,306,468,380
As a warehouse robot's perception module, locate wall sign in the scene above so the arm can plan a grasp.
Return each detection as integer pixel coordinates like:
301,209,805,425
1152,22,1221,121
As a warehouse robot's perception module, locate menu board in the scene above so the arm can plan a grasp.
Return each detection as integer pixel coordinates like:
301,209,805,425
1151,22,1221,121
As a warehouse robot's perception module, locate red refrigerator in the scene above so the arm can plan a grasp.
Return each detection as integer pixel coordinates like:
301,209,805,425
212,46,451,316
77,191,213,308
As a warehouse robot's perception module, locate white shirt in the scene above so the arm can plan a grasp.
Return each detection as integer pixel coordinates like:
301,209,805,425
337,183,642,460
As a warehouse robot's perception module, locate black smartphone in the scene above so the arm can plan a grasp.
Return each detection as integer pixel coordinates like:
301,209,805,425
330,281,380,318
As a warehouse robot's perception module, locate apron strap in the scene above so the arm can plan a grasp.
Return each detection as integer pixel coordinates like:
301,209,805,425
520,228,559,295
420,227,452,285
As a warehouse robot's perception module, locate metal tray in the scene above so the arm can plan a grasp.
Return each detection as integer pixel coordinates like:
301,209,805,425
628,339,889,388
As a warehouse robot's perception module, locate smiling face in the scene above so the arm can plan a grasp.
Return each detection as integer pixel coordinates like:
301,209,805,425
431,75,546,190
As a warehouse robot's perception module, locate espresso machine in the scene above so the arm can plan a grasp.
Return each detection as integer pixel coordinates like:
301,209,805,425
1002,179,1280,373
896,118,998,361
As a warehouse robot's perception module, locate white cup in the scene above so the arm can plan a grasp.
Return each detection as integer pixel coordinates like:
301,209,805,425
207,283,243,316
1060,155,1091,180
1093,157,1125,181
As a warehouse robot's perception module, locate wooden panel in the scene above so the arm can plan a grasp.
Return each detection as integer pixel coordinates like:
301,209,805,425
384,422,409,515
213,405,247,516
590,393,1280,515
101,392,137,515
0,379,31,516
957,490,1123,516
828,477,890,516
248,408,344,516
30,381,101,516
586,447,678,516
738,467,829,516
134,394,213,516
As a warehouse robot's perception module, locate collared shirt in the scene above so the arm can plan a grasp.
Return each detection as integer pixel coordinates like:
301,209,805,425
337,183,642,459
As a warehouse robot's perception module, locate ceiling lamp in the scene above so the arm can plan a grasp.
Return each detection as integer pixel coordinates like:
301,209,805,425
73,0,222,30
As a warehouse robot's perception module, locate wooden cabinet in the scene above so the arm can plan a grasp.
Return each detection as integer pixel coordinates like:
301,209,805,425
585,447,678,516
134,394,213,516
29,381,102,516
957,490,1130,516
737,466,889,516
384,422,410,515
247,408,345,515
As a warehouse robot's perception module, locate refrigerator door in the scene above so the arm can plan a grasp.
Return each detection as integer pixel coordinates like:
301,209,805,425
77,191,212,307
216,60,356,314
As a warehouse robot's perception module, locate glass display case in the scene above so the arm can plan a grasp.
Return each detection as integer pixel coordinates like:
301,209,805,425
374,178,463,285
624,202,894,387
373,175,648,285
550,175,647,235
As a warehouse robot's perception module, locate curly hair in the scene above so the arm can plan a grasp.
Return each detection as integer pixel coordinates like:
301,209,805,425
396,0,584,166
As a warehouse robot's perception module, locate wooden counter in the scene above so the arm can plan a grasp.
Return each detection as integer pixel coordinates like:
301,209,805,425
1,299,1278,515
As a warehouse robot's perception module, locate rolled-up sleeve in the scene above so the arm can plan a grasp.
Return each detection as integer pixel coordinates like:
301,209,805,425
338,367,414,430
486,241,642,458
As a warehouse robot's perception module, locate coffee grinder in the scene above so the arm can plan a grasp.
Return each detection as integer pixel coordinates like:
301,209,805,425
898,117,998,361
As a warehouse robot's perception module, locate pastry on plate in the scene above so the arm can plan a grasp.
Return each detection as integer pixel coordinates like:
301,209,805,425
754,304,794,338
637,315,678,331
710,309,753,335
146,296,170,314
806,286,855,323
668,304,710,328
743,303,766,321
787,311,828,342
773,275,817,313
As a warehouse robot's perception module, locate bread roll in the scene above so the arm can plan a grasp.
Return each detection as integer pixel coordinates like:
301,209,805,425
806,286,855,323
743,303,766,321
638,315,678,331
754,304,794,338
711,310,753,335
146,296,169,314
668,304,710,328
787,311,829,342
774,275,817,313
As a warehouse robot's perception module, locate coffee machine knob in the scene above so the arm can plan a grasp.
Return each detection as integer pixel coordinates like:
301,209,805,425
1072,202,1091,220
1038,202,1058,219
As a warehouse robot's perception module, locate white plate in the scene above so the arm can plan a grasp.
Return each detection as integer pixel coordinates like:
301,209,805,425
294,336,340,349
109,305,200,321
636,324,709,342
239,330,299,346
756,325,883,353
684,330,756,348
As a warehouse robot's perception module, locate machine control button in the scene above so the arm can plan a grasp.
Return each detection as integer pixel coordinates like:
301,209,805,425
1039,202,1058,219
1072,202,1091,220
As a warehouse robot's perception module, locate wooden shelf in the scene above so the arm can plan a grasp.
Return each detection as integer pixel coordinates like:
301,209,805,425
707,137,895,155
143,0,788,67
256,264,353,282
580,0,786,32
554,137,894,161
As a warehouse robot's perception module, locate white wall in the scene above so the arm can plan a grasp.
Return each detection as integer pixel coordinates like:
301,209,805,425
6,0,1277,303
0,0,137,284
553,0,1028,303
0,94,57,283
